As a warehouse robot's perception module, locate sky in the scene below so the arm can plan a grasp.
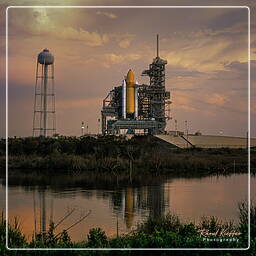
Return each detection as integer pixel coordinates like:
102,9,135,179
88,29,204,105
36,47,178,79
0,0,256,137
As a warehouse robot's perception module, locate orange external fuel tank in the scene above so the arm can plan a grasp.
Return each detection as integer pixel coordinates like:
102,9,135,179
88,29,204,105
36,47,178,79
126,69,135,114
125,187,134,229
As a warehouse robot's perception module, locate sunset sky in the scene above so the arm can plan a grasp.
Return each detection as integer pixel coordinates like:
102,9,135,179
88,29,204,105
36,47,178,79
1,0,256,137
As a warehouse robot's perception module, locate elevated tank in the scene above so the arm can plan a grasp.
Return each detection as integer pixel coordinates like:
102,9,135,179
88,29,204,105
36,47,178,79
38,48,54,65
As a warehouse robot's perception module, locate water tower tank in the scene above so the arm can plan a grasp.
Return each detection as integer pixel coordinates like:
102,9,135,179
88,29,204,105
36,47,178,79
38,48,54,65
33,48,56,137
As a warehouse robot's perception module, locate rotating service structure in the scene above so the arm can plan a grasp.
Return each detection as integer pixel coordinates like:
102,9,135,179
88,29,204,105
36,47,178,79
33,48,56,137
101,35,171,135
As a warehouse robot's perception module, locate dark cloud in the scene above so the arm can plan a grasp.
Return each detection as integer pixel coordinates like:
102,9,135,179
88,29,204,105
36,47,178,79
168,65,204,78
251,40,256,48
206,8,248,30
209,60,255,81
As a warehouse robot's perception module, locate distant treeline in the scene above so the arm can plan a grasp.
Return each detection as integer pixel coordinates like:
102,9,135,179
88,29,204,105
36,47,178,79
0,135,253,175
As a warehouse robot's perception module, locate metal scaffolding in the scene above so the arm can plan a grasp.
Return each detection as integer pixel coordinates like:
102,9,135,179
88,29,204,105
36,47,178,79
101,35,171,135
33,49,56,137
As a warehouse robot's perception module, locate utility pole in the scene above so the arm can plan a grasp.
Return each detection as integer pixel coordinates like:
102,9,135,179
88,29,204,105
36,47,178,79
175,119,177,136
185,120,188,148
81,121,84,136
98,118,100,134
246,131,248,149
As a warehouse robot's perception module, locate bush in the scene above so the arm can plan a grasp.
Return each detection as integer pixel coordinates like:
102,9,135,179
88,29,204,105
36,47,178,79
87,228,108,248
0,214,27,248
137,213,182,234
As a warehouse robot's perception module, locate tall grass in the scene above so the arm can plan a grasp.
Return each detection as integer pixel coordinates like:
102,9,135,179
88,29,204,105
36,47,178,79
0,212,27,249
1,201,255,250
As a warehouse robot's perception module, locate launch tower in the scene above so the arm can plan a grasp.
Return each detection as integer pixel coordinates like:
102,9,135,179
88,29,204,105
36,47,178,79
101,35,171,135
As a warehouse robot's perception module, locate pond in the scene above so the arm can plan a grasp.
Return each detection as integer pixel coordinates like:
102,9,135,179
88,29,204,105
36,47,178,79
1,173,254,242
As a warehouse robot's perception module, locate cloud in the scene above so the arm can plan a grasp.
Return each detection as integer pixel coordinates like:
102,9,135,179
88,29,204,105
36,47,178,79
118,39,132,48
114,34,135,49
251,40,256,48
96,11,117,19
209,60,255,81
171,87,202,92
58,27,109,46
206,93,228,106
103,53,124,66
58,97,102,109
162,20,248,73
102,53,141,68
168,65,204,78
8,8,110,47
223,61,248,72
7,8,136,49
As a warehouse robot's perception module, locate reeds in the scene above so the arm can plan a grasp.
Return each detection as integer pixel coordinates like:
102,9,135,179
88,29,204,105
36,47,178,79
1,201,254,250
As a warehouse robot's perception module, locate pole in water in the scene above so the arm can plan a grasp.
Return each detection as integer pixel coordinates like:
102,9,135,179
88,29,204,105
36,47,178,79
116,213,119,238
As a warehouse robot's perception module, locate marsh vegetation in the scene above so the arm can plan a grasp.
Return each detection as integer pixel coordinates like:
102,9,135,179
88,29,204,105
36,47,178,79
1,202,255,254
0,135,252,177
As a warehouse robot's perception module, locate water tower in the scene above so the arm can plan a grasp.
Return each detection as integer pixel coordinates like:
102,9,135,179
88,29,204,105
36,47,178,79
32,48,56,137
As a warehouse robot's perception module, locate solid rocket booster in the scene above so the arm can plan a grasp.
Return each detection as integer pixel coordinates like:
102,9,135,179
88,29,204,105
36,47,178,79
126,69,135,114
122,79,126,119
134,80,138,119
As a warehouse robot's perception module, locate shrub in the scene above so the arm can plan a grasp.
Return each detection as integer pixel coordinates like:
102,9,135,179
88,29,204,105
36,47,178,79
87,228,108,248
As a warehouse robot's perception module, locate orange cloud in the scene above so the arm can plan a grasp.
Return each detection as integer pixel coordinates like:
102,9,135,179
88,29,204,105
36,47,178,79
163,21,248,73
207,93,228,106
102,53,141,68
96,11,117,19
59,27,109,46
118,39,132,49
58,97,102,110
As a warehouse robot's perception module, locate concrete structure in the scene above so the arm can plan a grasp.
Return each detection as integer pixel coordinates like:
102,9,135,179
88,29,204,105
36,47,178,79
156,134,256,149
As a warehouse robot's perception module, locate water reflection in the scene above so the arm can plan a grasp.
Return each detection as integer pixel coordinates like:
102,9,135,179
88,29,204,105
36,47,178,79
30,184,168,237
2,173,251,242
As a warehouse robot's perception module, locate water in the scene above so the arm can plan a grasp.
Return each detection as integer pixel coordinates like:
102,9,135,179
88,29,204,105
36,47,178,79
1,173,254,242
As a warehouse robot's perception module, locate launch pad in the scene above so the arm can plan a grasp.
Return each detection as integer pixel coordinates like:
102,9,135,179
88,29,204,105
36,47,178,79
101,35,171,135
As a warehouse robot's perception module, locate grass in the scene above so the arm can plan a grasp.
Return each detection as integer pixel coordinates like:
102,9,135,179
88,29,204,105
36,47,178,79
0,201,255,254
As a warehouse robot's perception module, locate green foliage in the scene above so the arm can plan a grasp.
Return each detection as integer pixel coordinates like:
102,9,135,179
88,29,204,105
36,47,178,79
87,228,108,248
239,201,256,244
0,214,27,249
1,136,251,177
1,202,256,253
30,221,73,249
199,216,231,233
137,213,182,234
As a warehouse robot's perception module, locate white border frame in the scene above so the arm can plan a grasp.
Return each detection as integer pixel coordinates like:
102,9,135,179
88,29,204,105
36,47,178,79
5,5,251,251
